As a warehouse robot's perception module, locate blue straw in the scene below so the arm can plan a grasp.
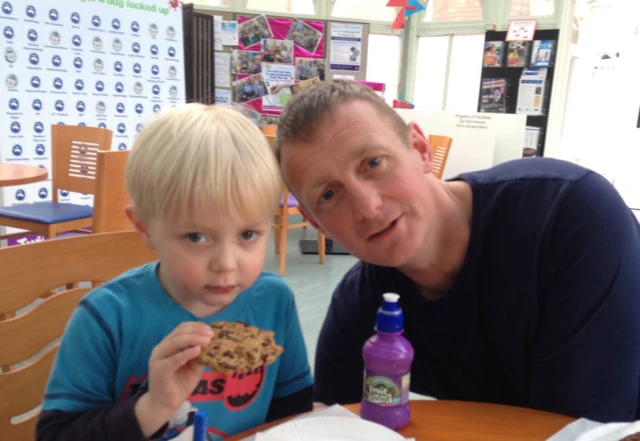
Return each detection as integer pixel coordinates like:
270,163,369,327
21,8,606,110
193,410,207,441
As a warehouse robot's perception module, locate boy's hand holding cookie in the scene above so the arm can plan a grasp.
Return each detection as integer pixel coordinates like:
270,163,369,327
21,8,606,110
134,322,213,437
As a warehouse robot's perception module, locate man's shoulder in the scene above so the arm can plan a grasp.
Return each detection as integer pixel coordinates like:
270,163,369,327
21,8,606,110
333,261,404,307
454,158,591,188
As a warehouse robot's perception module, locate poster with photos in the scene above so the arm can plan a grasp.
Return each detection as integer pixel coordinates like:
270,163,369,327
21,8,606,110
238,15,273,49
230,50,263,75
262,39,293,64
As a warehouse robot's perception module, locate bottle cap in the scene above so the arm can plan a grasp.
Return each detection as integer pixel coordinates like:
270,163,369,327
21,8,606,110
193,410,207,441
376,293,404,333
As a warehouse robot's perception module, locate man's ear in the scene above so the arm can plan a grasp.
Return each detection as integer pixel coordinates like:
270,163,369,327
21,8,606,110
299,206,331,239
407,121,433,174
125,205,155,250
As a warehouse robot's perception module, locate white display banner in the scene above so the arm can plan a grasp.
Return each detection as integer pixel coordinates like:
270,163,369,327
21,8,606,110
0,0,186,238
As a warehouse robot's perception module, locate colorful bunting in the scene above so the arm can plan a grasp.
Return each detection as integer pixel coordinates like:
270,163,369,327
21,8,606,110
393,99,415,109
386,0,426,30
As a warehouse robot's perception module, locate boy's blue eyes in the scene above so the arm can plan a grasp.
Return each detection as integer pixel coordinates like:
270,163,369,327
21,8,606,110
187,233,205,243
185,231,258,242
241,231,256,241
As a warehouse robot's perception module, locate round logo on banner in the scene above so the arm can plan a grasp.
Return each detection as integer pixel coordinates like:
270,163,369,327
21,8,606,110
3,25,13,39
98,122,106,129
76,100,85,112
54,100,64,112
135,103,143,114
50,31,61,45
34,121,44,133
116,102,125,113
136,123,143,132
8,97,18,110
133,63,141,74
74,57,83,69
118,142,127,150
12,144,22,156
48,8,59,21
52,77,63,89
112,18,120,30
117,123,126,134
133,82,143,94
92,15,101,27
2,2,13,15
15,189,26,202
114,60,123,72
27,29,37,42
93,36,102,50
168,66,177,78
150,44,158,56
95,80,104,92
4,47,17,63
149,23,158,36
38,187,48,199
29,52,39,65
10,121,20,133
25,5,36,18
70,12,80,24
153,104,161,113
169,85,178,98
60,190,69,197
113,38,122,52
51,55,62,67
93,58,104,72
96,101,106,114
72,34,81,47
168,46,176,57
6,73,18,88
35,144,45,155
78,122,86,126
74,79,84,91
152,85,160,95
30,76,40,88
32,99,42,111
151,64,159,75
167,26,175,39
115,81,124,93
132,42,140,53
131,21,139,33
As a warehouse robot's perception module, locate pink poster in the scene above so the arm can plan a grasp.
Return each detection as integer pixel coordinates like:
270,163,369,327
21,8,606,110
234,15,325,116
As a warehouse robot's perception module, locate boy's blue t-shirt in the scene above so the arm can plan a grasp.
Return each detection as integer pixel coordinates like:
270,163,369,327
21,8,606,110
42,263,313,440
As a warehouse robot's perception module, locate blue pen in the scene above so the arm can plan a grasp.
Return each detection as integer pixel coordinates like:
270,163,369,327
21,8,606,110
193,410,207,441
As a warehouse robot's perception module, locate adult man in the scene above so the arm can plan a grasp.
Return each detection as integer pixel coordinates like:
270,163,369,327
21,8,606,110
275,80,640,422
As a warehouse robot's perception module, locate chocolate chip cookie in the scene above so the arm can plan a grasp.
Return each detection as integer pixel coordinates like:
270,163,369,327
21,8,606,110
197,321,284,374
621,434,640,441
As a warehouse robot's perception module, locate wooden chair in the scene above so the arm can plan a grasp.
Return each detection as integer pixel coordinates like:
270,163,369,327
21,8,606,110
0,231,156,440
260,125,326,276
92,150,132,233
0,125,113,240
427,135,453,180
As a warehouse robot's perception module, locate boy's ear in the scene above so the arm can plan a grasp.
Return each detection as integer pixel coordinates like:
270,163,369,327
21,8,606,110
125,205,155,250
299,207,331,239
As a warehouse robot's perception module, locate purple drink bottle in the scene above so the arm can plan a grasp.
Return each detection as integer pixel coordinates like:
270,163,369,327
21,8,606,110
360,293,414,430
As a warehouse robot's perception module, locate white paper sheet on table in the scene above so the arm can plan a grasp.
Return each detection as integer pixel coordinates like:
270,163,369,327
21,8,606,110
547,418,640,441
242,405,415,441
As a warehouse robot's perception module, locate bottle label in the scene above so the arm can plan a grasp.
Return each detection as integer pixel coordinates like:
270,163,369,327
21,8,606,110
362,370,410,407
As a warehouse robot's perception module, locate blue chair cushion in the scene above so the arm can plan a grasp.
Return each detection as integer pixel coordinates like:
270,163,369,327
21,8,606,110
0,202,93,224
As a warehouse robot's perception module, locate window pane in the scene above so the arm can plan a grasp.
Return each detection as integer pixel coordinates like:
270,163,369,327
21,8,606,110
246,0,315,14
509,0,554,17
424,0,483,22
445,34,484,112
332,0,398,22
185,0,230,6
366,34,401,105
413,36,449,111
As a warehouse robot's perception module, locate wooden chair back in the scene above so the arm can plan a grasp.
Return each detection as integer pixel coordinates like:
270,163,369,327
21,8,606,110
0,231,156,440
93,150,132,233
52,125,113,202
428,135,453,180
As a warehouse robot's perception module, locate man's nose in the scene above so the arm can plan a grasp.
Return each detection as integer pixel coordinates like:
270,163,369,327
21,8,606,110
349,182,383,220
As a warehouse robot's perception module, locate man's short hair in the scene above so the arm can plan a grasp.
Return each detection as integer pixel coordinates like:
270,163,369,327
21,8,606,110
126,103,281,222
274,80,409,161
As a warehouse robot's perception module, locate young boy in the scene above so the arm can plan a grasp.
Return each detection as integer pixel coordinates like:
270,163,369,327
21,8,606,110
36,104,314,441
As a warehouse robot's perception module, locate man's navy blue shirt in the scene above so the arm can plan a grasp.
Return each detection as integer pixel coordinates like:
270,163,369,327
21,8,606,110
315,158,640,422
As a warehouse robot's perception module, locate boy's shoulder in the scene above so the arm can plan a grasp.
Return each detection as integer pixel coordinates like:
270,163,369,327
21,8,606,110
244,272,295,311
82,261,159,310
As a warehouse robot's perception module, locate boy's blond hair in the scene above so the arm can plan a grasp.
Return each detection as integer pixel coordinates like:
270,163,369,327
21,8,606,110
126,103,281,222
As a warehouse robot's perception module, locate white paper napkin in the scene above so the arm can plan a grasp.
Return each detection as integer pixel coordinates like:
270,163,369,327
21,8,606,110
547,418,640,441
243,405,415,441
